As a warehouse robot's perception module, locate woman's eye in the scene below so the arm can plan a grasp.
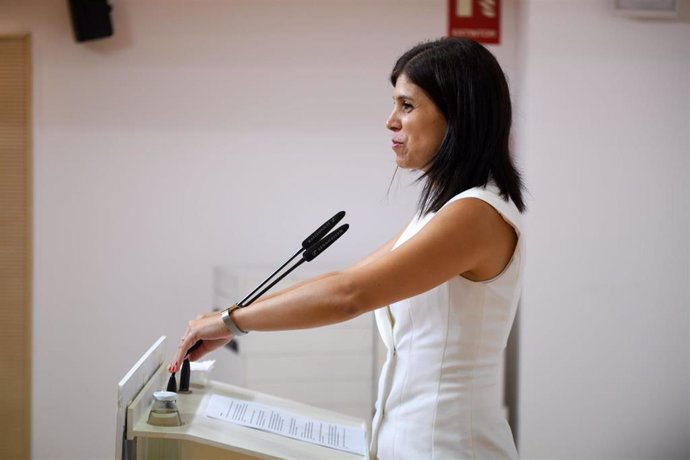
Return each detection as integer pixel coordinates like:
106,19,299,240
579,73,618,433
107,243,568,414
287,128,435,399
402,102,414,112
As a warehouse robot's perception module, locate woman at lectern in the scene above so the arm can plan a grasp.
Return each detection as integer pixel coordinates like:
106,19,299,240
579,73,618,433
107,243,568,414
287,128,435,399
171,37,525,459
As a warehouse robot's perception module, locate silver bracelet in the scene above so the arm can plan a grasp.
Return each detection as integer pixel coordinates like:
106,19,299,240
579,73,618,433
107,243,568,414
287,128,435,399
221,304,248,336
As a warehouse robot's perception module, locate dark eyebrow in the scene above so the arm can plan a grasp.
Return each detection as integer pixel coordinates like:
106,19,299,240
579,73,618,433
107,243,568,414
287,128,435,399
393,94,415,102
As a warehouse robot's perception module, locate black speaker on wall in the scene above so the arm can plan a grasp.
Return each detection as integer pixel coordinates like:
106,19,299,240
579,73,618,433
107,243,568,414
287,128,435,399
68,0,113,42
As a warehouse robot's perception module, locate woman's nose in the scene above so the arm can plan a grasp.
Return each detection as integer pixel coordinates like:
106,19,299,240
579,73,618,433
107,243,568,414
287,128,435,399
386,112,401,131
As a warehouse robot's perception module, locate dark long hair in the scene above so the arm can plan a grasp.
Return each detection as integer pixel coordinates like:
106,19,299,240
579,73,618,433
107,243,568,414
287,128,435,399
391,38,526,214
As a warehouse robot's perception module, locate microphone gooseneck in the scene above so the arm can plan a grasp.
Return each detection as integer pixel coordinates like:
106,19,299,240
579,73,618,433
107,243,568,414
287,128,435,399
182,211,350,364
237,210,346,307
242,223,350,306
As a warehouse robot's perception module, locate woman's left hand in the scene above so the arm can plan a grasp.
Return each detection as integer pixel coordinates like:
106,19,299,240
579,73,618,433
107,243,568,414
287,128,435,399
169,311,232,373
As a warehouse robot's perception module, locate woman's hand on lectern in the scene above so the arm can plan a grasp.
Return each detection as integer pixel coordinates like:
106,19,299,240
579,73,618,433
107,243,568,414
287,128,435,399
169,311,232,373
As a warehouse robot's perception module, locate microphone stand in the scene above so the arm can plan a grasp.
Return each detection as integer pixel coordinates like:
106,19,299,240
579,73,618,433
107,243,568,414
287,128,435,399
169,212,349,393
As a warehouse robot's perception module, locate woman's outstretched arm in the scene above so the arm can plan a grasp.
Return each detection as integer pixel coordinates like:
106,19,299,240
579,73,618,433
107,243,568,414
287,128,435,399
171,199,514,370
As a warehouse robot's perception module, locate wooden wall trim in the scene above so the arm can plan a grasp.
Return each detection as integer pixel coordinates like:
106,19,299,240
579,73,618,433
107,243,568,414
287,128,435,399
0,34,32,460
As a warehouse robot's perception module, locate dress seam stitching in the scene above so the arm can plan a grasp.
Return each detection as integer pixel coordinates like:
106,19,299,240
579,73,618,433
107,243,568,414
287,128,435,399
430,283,451,460
470,287,488,460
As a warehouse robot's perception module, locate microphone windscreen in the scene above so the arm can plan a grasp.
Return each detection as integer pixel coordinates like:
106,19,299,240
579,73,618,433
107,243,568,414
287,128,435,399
303,224,349,262
302,211,346,249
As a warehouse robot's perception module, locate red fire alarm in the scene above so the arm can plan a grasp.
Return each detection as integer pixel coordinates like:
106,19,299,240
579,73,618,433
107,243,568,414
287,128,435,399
448,0,501,45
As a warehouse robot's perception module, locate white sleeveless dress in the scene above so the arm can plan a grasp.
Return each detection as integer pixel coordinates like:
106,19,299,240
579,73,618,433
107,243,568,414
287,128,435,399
370,183,522,459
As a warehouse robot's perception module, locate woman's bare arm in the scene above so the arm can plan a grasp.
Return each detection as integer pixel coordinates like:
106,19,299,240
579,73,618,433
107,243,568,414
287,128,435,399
239,228,404,306
171,199,515,369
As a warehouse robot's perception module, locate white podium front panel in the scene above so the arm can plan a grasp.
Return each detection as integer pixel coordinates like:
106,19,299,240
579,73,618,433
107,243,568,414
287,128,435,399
116,336,166,460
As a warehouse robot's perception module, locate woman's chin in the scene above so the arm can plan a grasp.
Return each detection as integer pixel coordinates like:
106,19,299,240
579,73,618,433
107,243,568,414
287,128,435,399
395,158,419,171
394,155,409,169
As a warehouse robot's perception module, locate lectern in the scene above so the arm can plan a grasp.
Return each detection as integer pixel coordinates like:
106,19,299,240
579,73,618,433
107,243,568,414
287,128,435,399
116,337,370,460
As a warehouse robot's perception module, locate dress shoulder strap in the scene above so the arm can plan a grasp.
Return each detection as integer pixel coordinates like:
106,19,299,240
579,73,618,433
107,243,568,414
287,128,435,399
442,183,523,237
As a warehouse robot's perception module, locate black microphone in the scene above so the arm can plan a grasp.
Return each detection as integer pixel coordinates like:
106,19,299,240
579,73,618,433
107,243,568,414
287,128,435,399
304,224,349,261
241,224,349,306
237,210,346,307
182,214,349,365
302,210,346,250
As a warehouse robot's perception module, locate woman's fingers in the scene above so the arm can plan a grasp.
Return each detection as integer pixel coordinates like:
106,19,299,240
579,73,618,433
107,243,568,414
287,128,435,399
169,311,231,373
172,328,198,372
170,326,192,370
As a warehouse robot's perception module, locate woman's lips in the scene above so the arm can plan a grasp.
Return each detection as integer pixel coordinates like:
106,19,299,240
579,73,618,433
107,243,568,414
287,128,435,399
392,140,404,150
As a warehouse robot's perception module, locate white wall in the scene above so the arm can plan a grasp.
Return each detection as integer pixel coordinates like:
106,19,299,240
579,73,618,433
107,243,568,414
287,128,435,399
0,1,515,459
3,0,688,459
26,2,426,458
518,1,690,459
